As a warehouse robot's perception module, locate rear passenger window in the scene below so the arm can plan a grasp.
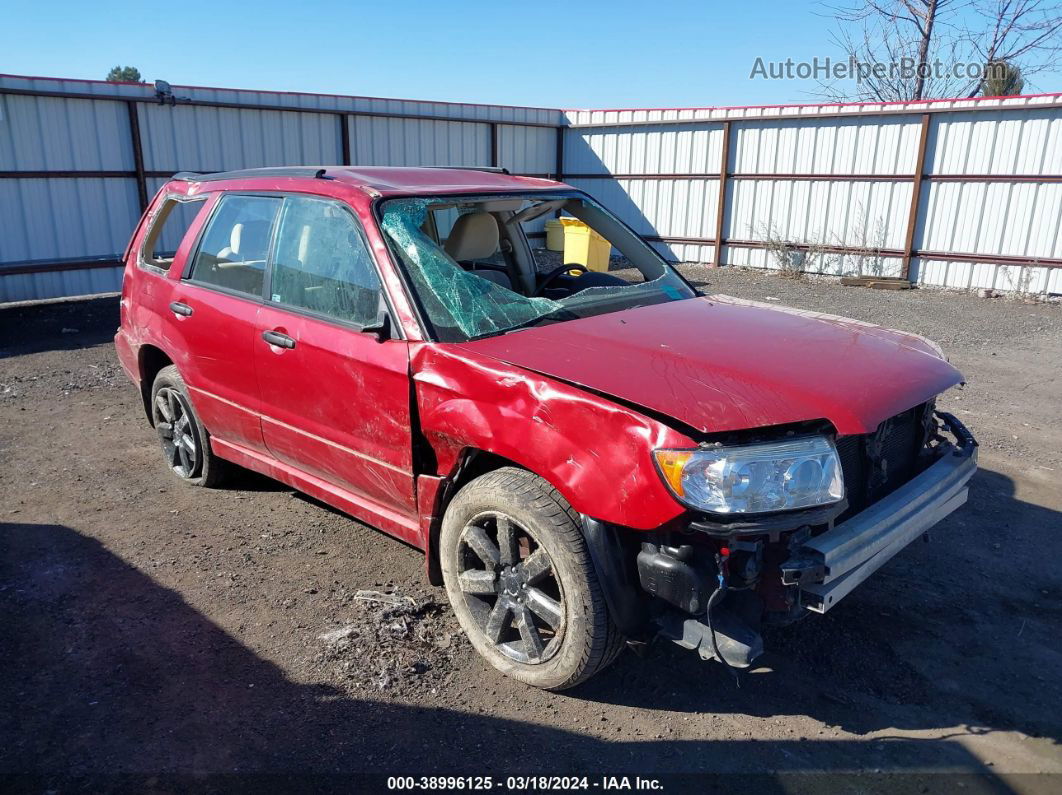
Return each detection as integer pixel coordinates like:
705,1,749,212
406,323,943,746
141,197,206,271
190,195,282,297
269,196,382,326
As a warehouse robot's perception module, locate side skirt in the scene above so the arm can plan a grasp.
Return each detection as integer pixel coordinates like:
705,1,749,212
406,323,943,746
210,437,424,549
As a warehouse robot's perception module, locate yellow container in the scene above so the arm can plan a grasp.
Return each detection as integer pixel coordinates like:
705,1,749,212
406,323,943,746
544,219,565,251
560,218,611,272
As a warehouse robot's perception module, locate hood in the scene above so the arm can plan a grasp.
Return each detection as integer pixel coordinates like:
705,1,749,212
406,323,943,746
456,295,963,436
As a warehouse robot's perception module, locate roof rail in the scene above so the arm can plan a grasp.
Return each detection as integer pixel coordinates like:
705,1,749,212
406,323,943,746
424,165,511,174
170,167,329,182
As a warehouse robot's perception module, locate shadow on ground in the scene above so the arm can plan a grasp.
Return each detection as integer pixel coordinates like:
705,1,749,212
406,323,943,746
0,295,119,357
0,520,1032,787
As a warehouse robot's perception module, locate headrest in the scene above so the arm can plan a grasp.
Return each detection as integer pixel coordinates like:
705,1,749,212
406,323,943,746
444,212,499,262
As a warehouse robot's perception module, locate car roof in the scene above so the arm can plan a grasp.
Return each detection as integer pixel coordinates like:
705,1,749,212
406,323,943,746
169,166,566,196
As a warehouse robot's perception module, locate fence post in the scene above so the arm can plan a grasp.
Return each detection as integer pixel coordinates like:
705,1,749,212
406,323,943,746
339,114,351,166
554,124,564,181
126,101,148,211
902,113,931,281
713,121,732,266
489,122,499,168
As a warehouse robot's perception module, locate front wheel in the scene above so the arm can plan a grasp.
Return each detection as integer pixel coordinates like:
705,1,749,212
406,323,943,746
440,467,624,690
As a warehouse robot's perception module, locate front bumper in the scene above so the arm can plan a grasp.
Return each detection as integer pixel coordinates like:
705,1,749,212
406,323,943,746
785,412,977,613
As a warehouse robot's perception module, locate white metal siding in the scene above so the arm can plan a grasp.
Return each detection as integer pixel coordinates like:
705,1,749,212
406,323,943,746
140,104,342,172
3,73,1062,301
350,115,489,167
564,123,724,175
497,125,556,175
0,93,133,170
731,117,920,174
0,177,139,263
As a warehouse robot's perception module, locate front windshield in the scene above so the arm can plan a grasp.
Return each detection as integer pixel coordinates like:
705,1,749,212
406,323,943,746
377,192,696,341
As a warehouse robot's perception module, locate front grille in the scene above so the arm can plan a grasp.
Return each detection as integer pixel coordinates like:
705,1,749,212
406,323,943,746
835,403,930,522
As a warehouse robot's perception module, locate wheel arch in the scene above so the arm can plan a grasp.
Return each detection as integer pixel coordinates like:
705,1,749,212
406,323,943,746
138,344,175,424
425,447,526,585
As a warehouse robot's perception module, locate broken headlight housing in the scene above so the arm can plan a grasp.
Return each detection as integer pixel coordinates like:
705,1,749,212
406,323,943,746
654,436,844,514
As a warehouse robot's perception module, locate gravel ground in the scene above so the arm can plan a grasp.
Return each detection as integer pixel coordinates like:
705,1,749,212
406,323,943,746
1,271,1060,788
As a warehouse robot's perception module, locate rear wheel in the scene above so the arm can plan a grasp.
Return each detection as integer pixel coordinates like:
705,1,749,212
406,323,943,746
440,467,624,690
150,365,226,487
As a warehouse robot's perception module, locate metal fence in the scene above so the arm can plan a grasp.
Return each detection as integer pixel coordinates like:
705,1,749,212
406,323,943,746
563,96,1062,294
0,74,561,302
2,73,1060,302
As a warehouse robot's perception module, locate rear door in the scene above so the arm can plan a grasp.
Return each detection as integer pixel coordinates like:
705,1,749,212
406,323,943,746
169,194,284,453
253,195,416,519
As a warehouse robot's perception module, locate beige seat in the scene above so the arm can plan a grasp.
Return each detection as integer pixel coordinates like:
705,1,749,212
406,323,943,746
443,212,512,289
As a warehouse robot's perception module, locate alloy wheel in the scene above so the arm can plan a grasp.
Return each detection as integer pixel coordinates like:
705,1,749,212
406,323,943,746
153,387,201,479
456,512,566,664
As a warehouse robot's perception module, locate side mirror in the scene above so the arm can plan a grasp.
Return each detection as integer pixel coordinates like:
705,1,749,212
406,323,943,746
362,295,392,342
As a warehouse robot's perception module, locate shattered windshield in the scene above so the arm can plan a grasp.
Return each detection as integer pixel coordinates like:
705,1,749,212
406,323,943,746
378,192,695,341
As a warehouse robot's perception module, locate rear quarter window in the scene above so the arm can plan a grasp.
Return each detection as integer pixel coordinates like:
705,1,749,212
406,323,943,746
140,197,207,271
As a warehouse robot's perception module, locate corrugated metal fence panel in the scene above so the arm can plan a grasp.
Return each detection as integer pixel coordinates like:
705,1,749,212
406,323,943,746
0,178,139,263
732,117,921,174
140,104,342,172
919,181,1062,259
497,125,557,174
915,257,1062,292
563,123,724,175
0,93,133,170
563,93,1062,127
567,177,718,239
0,264,124,303
0,74,564,126
928,109,1062,174
350,116,489,167
727,179,912,249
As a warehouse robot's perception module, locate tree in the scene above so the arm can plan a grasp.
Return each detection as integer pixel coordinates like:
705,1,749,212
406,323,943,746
106,66,142,83
981,59,1027,93
965,1,1062,95
817,0,1061,100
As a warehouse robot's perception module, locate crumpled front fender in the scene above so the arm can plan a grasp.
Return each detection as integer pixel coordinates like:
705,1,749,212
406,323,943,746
411,343,693,530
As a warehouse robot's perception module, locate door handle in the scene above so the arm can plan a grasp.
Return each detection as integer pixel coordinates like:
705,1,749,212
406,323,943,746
262,330,296,349
169,301,193,317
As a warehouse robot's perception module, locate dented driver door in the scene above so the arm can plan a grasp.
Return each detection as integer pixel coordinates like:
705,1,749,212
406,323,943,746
253,195,416,525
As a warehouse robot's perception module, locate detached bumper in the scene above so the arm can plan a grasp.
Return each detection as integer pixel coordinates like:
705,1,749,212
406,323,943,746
787,412,977,613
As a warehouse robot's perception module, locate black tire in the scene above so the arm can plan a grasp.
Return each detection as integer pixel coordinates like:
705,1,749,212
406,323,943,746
149,365,226,487
440,467,624,690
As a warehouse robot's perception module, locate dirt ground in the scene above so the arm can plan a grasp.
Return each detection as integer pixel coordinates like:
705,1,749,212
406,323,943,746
2,267,1060,790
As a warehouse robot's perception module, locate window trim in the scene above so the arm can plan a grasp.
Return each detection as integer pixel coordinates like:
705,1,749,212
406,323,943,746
138,193,209,274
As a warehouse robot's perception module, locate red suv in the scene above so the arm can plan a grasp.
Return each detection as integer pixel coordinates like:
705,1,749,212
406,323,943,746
115,166,977,689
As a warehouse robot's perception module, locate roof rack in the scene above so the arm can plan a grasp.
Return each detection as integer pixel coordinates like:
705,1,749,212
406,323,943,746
170,167,330,182
424,165,510,174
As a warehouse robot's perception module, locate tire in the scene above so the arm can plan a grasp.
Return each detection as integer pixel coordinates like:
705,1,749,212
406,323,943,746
149,365,226,488
440,467,624,690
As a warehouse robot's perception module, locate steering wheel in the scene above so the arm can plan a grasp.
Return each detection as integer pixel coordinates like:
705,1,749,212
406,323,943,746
533,264,588,297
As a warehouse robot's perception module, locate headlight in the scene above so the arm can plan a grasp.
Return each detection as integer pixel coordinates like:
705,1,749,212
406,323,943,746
654,436,844,514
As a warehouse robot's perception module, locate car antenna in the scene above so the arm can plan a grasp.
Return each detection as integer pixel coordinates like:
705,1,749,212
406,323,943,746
314,169,333,180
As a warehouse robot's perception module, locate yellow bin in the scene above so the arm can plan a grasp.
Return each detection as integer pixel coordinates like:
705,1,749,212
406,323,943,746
545,219,565,251
560,218,611,272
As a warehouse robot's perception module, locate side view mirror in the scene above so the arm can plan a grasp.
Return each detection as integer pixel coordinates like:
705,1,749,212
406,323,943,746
362,294,392,342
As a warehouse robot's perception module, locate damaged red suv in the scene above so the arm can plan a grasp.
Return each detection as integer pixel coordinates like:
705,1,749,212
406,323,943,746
115,166,977,689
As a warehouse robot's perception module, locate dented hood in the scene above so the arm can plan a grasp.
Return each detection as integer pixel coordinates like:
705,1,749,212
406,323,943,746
456,295,963,436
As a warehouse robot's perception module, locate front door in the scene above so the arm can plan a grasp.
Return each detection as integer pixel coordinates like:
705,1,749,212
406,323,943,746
253,195,416,523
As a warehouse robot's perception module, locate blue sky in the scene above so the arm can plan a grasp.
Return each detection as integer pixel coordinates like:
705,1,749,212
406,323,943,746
2,0,1058,109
